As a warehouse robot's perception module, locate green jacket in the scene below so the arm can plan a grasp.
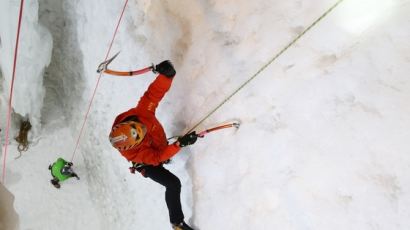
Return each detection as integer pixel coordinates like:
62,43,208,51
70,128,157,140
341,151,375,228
51,158,72,181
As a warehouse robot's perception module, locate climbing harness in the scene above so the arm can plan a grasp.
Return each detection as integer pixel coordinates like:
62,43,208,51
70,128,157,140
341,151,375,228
187,0,344,133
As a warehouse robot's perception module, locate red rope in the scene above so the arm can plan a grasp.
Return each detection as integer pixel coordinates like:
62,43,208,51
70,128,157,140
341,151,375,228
2,0,25,183
70,0,129,162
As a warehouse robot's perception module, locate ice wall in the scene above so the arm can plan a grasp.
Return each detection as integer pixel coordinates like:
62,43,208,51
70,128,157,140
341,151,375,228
0,0,52,136
2,0,409,229
67,0,197,228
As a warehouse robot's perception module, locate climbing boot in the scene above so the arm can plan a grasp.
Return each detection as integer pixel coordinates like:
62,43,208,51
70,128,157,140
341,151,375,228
172,221,194,230
50,179,60,189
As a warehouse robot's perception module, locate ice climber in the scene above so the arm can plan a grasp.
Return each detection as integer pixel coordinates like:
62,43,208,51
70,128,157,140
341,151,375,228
105,60,197,230
48,158,80,189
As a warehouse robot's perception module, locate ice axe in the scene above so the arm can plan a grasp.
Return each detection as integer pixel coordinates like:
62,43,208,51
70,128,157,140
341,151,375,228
97,51,120,73
97,51,154,76
168,121,241,141
196,122,241,138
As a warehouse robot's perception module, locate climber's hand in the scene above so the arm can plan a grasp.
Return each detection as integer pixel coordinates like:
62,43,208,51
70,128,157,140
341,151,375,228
177,131,198,147
153,60,176,78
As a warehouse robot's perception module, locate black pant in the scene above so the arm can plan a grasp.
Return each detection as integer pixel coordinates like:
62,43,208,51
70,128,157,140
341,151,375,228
143,165,184,224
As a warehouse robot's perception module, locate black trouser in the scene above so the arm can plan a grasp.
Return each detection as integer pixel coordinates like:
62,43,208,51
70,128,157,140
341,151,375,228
142,165,184,224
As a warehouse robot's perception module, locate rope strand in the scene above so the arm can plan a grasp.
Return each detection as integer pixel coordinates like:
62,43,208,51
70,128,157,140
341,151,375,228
2,0,25,184
187,0,344,133
70,0,129,162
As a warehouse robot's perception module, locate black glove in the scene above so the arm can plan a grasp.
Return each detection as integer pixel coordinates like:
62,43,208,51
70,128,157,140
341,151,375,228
177,131,198,147
153,60,176,78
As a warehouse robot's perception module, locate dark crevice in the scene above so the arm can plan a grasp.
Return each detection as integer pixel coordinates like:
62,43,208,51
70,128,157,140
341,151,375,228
38,0,85,127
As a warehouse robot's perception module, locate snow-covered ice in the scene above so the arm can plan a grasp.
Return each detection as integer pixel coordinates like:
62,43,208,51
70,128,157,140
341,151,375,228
1,0,410,229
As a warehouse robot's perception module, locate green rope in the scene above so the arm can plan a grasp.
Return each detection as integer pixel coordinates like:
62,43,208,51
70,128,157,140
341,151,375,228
188,0,344,132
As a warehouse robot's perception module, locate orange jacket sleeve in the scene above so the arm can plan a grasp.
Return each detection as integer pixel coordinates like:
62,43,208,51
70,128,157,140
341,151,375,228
132,143,181,166
136,74,173,117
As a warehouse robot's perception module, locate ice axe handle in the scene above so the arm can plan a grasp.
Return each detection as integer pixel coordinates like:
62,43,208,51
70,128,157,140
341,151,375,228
196,122,240,138
197,131,207,138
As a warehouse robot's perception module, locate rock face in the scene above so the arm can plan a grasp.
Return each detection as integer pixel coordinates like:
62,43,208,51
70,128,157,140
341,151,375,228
0,183,19,230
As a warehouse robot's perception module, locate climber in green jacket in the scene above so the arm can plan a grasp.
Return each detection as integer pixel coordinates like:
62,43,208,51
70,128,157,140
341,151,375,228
48,158,80,189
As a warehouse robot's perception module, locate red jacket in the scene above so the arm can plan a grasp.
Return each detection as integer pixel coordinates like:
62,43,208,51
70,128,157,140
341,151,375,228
112,74,181,166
